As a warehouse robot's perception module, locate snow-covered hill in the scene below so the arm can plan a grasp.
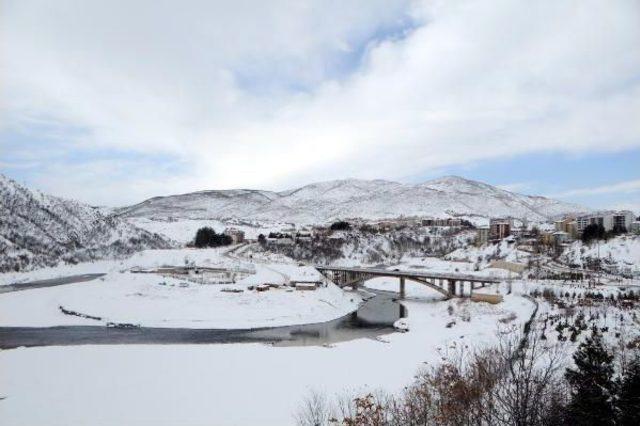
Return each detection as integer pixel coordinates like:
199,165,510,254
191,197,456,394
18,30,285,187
0,174,172,272
118,176,587,224
560,235,640,276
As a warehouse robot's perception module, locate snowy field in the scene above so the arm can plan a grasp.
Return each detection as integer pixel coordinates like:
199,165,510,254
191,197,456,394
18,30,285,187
0,283,533,426
0,248,359,329
0,246,584,425
0,270,360,329
0,247,246,286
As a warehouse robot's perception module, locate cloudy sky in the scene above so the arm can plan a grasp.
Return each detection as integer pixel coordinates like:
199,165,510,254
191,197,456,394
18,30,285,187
1,0,639,211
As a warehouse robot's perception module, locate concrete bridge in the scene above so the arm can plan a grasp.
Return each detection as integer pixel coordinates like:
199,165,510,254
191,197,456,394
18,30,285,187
315,266,502,299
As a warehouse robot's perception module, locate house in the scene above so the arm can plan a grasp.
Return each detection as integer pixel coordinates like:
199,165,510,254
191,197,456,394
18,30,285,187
422,217,463,227
539,232,554,246
489,218,512,240
266,237,294,245
224,228,245,244
540,231,571,246
489,260,527,274
554,217,578,238
552,231,571,244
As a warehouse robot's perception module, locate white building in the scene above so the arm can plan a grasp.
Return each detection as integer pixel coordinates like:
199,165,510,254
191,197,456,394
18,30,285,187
612,211,635,231
576,211,634,233
552,231,571,244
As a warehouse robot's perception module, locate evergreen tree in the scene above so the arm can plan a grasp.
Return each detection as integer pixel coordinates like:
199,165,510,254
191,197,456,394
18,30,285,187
193,227,232,248
581,223,606,244
194,227,216,248
330,221,351,231
617,358,640,425
565,329,616,425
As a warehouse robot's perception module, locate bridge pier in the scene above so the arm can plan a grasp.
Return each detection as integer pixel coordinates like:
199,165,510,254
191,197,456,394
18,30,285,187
399,277,406,299
448,279,456,296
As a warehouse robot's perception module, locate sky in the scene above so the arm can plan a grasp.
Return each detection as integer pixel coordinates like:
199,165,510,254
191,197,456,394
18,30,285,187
1,0,639,212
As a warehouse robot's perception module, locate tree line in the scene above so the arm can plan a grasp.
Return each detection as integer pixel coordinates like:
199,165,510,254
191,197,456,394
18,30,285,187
192,227,232,248
582,223,627,244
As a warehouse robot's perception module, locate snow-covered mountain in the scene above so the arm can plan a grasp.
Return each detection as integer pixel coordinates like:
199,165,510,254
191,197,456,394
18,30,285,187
0,174,172,272
118,176,587,224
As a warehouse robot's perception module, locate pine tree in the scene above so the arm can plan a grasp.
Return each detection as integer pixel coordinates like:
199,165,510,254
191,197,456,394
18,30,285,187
565,329,616,425
617,358,640,425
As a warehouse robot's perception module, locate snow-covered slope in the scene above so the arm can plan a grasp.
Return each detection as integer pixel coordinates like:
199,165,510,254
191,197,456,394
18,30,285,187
119,189,279,220
0,174,172,272
560,235,640,275
118,176,587,224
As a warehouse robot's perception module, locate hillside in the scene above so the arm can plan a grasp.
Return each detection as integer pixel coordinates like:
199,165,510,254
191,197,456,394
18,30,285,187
118,176,587,224
560,235,640,276
0,174,173,272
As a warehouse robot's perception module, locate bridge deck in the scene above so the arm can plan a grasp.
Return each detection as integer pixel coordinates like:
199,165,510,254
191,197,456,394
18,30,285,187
315,266,501,284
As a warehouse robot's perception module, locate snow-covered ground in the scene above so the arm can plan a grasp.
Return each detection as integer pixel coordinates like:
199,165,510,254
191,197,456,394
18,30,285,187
0,251,517,330
0,248,360,329
0,270,360,329
561,235,640,275
0,247,244,286
0,245,582,425
0,284,533,426
446,237,531,266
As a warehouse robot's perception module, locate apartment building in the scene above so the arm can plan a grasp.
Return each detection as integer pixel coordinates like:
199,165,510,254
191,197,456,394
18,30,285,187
489,218,512,240
576,211,635,233
475,226,489,246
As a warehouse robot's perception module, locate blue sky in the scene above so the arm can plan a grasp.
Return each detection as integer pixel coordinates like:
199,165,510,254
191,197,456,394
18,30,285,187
1,1,639,209
413,149,640,211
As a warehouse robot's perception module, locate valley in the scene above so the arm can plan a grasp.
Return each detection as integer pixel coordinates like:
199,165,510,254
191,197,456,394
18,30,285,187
1,173,638,425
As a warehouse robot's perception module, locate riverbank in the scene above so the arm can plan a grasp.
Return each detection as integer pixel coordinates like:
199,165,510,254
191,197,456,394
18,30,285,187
0,268,361,329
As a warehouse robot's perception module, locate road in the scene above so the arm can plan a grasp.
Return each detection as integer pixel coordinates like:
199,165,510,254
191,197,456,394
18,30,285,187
0,273,106,294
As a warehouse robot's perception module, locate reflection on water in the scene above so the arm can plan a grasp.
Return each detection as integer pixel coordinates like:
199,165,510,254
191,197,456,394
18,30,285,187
261,290,407,347
0,290,407,349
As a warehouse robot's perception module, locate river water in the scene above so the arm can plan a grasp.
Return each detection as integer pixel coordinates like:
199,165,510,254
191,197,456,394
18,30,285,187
0,290,406,349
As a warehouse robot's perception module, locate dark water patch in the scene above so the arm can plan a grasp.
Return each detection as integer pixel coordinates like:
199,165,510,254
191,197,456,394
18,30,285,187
0,274,106,294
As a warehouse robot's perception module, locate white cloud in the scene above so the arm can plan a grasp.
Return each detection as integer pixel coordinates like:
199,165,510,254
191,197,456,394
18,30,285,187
1,0,640,205
551,179,640,198
497,182,534,193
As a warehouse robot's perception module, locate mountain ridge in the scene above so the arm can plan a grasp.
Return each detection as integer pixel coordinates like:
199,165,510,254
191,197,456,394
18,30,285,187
116,175,589,223
0,173,173,272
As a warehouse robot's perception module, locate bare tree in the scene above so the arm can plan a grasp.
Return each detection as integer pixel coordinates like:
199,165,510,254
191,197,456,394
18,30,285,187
487,331,567,426
295,390,333,426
